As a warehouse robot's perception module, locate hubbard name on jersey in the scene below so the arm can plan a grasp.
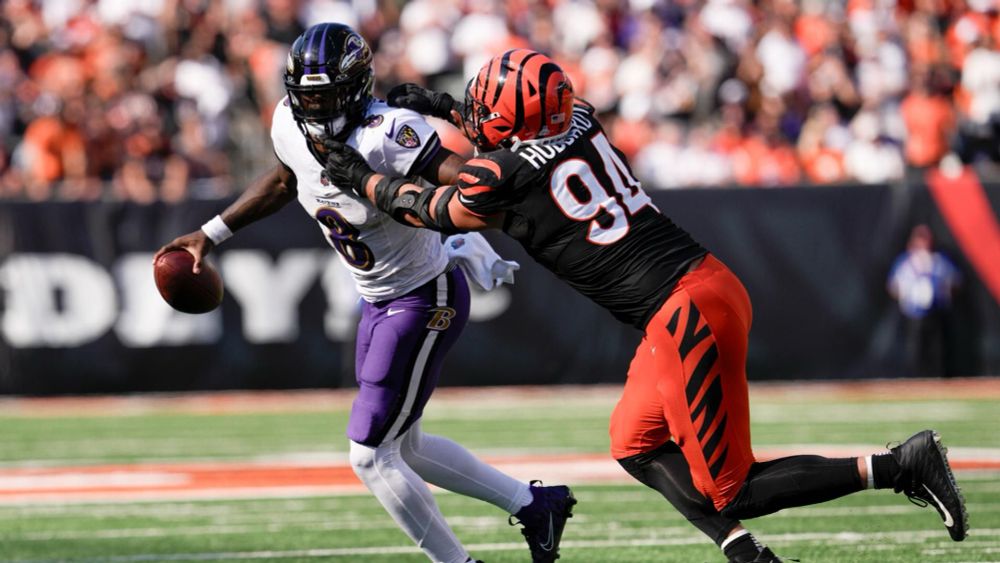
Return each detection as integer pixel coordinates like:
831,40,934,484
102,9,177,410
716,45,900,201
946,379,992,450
271,97,448,301
456,103,707,329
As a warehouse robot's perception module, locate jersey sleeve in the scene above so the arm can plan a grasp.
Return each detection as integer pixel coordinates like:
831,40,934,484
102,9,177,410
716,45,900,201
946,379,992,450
454,151,525,217
270,97,297,168
374,109,442,177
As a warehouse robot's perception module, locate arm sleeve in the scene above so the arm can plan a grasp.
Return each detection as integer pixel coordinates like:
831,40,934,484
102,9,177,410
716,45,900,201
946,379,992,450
454,152,525,216
270,98,295,168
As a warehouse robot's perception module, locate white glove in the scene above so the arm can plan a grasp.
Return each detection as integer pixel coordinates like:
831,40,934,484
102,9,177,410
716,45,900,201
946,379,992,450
445,233,519,291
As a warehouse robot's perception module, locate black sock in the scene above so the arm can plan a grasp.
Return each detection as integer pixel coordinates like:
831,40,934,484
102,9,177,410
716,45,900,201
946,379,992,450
871,453,901,490
723,531,763,562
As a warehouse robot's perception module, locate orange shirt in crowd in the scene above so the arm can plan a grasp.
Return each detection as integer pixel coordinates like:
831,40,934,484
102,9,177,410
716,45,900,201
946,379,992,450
731,135,802,186
612,118,655,161
22,116,86,183
801,147,847,184
795,14,837,57
710,126,746,155
900,92,955,167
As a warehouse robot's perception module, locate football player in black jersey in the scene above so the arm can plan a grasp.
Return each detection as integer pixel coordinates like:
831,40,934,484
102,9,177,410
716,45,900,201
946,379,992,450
322,49,969,562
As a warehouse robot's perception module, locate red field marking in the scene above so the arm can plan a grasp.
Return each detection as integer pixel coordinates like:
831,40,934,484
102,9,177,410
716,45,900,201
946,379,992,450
1,378,998,418
1,450,997,504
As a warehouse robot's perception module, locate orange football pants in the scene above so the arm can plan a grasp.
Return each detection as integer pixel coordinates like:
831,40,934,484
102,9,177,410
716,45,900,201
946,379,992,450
610,254,755,511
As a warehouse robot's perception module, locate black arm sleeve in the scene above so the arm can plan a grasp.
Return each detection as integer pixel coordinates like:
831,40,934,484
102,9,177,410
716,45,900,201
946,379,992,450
372,176,464,234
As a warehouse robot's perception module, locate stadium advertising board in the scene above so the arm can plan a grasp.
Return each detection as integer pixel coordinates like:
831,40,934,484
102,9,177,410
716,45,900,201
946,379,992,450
1,183,998,394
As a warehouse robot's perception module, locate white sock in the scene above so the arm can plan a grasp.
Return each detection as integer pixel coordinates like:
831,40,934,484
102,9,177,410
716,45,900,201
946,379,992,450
865,455,875,490
349,439,470,563
400,422,533,513
720,528,751,552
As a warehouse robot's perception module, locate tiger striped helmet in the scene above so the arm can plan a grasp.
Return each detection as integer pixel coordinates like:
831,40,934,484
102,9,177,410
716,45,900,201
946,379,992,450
463,49,575,150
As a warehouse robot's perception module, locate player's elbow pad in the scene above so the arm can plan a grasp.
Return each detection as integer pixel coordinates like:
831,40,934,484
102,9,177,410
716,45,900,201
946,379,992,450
376,177,462,234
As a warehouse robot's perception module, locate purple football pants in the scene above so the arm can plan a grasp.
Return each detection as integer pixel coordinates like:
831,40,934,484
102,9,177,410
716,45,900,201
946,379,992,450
348,267,470,446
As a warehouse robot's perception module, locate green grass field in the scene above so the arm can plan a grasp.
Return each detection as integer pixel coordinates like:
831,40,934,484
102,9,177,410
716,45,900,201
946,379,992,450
0,381,998,562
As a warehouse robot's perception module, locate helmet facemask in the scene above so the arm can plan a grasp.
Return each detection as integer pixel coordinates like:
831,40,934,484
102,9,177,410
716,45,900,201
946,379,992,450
287,69,373,152
463,79,512,151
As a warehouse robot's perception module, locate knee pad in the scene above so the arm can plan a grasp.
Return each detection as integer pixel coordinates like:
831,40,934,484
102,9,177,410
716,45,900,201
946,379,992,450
349,440,375,469
350,440,389,485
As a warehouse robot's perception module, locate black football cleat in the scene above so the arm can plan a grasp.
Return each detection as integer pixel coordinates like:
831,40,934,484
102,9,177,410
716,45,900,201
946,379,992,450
729,547,798,563
509,481,576,562
890,430,969,541
728,546,788,562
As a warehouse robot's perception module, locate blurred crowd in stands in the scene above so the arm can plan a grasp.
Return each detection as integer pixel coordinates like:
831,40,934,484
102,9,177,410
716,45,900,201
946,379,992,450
1,0,998,201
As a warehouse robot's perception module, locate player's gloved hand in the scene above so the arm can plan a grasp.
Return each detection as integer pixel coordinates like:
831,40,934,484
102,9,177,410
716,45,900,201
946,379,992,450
387,83,463,123
322,139,375,197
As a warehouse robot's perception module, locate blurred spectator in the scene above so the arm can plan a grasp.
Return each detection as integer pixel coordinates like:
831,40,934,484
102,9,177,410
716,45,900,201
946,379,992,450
19,97,90,200
756,18,806,99
1,0,998,200
956,31,1000,164
798,103,849,184
887,224,962,377
844,110,905,183
732,104,802,186
901,67,956,170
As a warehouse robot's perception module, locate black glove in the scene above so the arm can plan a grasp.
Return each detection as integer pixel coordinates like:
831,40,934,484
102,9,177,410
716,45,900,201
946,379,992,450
387,83,462,121
322,139,375,197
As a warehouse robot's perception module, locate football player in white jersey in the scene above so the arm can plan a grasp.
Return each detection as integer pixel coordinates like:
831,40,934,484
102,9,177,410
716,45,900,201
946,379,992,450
154,23,575,563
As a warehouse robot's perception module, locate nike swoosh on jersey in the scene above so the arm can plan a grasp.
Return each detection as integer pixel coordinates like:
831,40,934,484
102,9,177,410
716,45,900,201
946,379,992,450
385,118,396,139
386,308,406,316
923,484,955,527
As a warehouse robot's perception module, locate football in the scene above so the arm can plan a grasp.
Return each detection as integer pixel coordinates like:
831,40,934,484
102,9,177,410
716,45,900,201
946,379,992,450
153,250,224,314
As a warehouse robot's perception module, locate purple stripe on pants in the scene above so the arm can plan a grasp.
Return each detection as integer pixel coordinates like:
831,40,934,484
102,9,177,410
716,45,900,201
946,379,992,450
348,267,470,446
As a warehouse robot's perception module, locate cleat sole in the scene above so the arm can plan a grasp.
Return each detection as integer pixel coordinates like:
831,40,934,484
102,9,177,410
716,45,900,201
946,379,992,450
930,431,970,541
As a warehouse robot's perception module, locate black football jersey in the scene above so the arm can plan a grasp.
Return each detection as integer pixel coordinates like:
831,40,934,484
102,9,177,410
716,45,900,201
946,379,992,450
455,103,707,329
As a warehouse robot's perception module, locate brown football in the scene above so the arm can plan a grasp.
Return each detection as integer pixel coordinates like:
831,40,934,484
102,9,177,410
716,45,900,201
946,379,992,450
153,250,224,314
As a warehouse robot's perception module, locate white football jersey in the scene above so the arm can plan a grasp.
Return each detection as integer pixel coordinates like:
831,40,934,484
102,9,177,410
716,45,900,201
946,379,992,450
271,98,449,301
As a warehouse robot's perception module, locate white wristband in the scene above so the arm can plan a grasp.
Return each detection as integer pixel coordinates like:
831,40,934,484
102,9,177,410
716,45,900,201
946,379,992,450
201,215,233,245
